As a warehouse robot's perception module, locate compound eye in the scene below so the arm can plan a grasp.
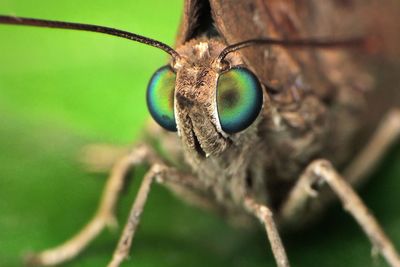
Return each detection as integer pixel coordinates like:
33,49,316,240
146,65,177,131
216,67,263,134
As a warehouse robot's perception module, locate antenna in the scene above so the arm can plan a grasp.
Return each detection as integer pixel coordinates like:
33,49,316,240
0,15,181,60
217,37,366,63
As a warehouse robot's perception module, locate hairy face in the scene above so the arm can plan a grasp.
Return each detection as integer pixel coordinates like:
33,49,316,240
172,39,264,158
146,38,265,160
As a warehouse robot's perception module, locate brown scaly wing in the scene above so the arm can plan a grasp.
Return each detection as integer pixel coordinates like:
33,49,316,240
209,0,372,100
176,0,399,128
209,0,400,136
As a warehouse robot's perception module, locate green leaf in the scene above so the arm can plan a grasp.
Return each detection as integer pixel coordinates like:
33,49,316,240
0,1,399,267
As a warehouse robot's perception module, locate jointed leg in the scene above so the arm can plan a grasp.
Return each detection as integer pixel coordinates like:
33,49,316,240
280,159,400,267
107,164,163,267
244,197,290,267
27,144,159,266
80,144,131,173
280,108,400,225
344,108,400,184
107,165,205,267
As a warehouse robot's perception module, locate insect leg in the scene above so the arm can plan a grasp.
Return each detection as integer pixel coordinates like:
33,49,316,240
280,159,400,267
79,120,180,173
344,108,400,185
80,143,131,173
244,197,290,267
279,108,400,226
107,165,202,267
26,144,160,266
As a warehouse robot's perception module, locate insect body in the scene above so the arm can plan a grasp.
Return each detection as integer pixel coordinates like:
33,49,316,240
1,0,400,267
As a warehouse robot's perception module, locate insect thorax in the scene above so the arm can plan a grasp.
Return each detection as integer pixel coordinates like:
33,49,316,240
160,37,370,221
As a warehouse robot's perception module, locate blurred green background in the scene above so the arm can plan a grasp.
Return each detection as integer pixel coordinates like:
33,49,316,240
0,1,399,267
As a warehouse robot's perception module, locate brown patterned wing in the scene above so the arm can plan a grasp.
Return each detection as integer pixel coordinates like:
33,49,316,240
177,0,399,118
207,0,399,143
209,0,372,100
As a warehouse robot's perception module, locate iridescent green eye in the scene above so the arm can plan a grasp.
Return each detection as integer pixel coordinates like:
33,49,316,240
146,65,177,131
216,67,263,134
